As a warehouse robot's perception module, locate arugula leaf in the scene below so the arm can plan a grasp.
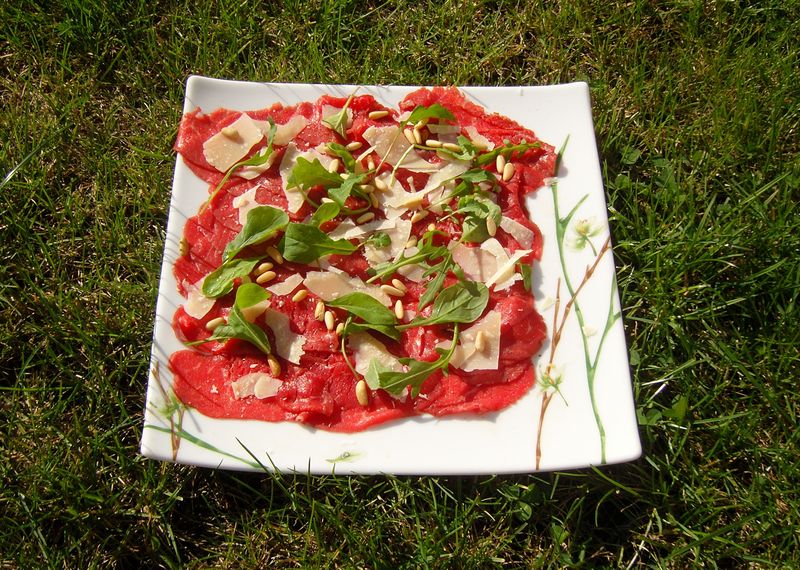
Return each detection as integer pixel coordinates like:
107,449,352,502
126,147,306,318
322,93,355,138
364,231,391,248
325,142,357,172
310,201,341,226
366,230,449,283
475,140,543,166
207,283,272,355
407,103,455,124
279,222,357,263
223,205,289,262
287,157,343,191
401,281,488,329
328,173,365,205
327,292,397,325
345,321,401,341
433,135,479,161
457,194,502,243
202,257,260,299
518,262,532,292
417,255,452,311
367,326,459,397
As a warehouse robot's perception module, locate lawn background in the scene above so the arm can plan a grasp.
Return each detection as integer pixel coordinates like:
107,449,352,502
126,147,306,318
1,0,798,567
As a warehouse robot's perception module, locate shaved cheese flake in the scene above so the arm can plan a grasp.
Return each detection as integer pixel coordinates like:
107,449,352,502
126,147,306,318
350,332,403,376
362,125,437,172
303,271,391,305
251,115,308,146
265,274,303,297
487,248,532,291
203,113,264,172
450,241,500,282
279,143,333,213
231,186,260,225
231,372,281,400
240,298,270,323
322,105,353,129
263,308,306,364
427,124,462,135
184,278,215,319
500,216,535,248
464,125,494,150
421,159,470,194
439,310,502,372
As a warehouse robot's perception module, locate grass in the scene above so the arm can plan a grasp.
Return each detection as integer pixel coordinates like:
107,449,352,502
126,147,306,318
1,0,799,566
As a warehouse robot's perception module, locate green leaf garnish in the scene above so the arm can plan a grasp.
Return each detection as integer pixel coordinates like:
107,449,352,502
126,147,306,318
518,262,532,292
401,281,488,329
279,222,357,263
407,103,455,125
223,205,289,262
328,292,400,341
366,325,459,397
205,283,272,355
456,194,502,243
287,157,343,191
475,140,543,166
364,231,391,248
325,142,357,172
322,93,355,138
202,257,261,299
310,201,341,226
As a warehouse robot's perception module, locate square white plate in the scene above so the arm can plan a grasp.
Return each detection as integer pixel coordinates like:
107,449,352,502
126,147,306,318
140,76,641,474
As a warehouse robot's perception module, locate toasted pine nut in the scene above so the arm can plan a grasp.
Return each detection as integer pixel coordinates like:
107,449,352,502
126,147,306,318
327,158,340,173
496,154,506,174
391,278,407,293
314,300,325,320
321,197,335,204
179,237,189,256
221,126,238,138
356,212,375,224
405,236,418,249
346,141,363,151
427,223,436,232
292,289,308,303
412,128,422,145
403,129,416,145
266,246,284,264
205,317,225,331
502,162,515,182
255,261,274,275
486,216,497,237
368,110,389,120
474,331,487,352
324,310,336,331
335,322,345,335
370,192,380,208
256,270,277,284
355,379,369,406
443,142,462,152
267,354,281,377
425,139,443,148
360,184,375,193
373,177,388,192
394,300,405,320
414,118,428,130
367,156,376,170
380,284,404,297
410,210,429,224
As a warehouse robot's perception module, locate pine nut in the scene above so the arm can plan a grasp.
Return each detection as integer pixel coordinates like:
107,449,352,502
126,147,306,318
502,162,515,182
255,261,274,275
391,278,407,293
412,128,422,145
427,223,436,232
380,284,404,297
267,354,281,377
368,110,389,120
486,216,497,237
425,139,443,148
356,212,375,224
321,197,335,204
346,141,363,151
360,184,375,193
373,177,388,192
291,289,308,303
496,154,506,174
335,322,345,335
410,210,429,224
443,142,462,152
474,331,487,352
205,317,225,331
327,158,340,173
370,192,380,208
314,300,325,320
394,300,405,320
324,310,336,331
414,118,429,130
221,126,238,138
405,236,418,249
367,156,376,170
355,379,369,407
403,129,416,145
256,270,277,284
179,237,189,256
266,246,283,264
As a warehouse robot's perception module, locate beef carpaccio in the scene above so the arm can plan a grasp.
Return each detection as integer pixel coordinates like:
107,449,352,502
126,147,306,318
170,87,556,432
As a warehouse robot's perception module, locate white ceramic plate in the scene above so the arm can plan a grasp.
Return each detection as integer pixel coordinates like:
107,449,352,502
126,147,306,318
140,76,641,474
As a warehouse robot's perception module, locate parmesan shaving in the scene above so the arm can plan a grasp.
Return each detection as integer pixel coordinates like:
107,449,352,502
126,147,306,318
263,308,306,364
440,310,502,372
350,332,403,376
231,186,260,225
203,113,264,172
230,372,281,400
265,274,303,297
362,125,438,172
279,143,333,213
303,271,391,305
184,278,215,319
464,125,494,150
500,216,535,248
